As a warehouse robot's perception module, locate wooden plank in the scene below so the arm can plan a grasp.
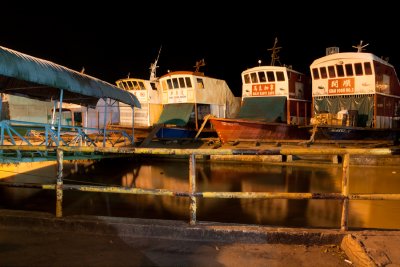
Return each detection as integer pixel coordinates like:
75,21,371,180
139,124,164,147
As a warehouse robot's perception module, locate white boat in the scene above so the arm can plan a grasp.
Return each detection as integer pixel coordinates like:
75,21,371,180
309,41,400,142
156,59,240,138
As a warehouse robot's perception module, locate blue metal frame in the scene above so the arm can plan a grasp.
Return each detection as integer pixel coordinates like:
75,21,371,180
0,120,133,146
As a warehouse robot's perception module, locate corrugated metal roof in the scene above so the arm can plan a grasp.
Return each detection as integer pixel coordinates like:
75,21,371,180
0,46,140,108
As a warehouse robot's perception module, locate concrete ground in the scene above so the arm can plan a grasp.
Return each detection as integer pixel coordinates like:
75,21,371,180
0,209,398,267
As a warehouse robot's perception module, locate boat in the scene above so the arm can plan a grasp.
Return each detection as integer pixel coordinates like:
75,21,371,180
308,41,400,142
155,59,240,139
209,38,312,144
113,47,163,139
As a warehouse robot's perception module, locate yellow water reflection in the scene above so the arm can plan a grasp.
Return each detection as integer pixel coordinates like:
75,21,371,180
349,165,400,229
2,158,400,230
0,161,57,180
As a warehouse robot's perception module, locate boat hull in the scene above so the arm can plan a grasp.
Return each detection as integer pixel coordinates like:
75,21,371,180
209,118,311,144
156,127,218,139
312,125,400,141
156,127,196,138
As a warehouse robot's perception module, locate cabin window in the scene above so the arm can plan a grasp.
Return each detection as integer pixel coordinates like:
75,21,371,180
132,81,140,90
266,71,275,82
345,64,354,76
178,77,186,88
364,62,372,75
354,63,363,76
185,77,192,88
166,79,173,89
258,71,267,82
172,78,179,88
336,65,345,77
250,72,258,83
128,81,136,90
116,82,123,89
276,71,285,81
150,82,157,90
139,81,146,90
312,68,320,79
128,81,135,89
328,66,336,78
118,82,126,90
244,74,251,84
320,67,328,79
197,78,204,89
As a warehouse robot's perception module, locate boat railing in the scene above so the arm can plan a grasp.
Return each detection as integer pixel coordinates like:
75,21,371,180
0,146,399,231
0,120,133,158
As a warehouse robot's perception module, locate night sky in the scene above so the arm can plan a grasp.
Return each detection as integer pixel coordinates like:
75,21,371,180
1,2,398,96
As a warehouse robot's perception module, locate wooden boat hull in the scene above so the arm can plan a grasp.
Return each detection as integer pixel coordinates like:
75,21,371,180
311,125,400,141
209,118,310,144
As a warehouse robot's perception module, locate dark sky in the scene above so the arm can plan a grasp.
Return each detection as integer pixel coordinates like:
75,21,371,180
1,2,398,96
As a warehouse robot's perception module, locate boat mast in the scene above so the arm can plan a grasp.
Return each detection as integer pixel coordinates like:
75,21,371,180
268,37,282,66
194,58,206,73
149,45,162,82
352,40,369,52
193,59,206,130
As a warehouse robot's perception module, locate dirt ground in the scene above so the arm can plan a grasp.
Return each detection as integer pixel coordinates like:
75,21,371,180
0,226,351,267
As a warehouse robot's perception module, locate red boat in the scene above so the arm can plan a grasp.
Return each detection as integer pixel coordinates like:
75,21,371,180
209,117,310,143
209,38,312,144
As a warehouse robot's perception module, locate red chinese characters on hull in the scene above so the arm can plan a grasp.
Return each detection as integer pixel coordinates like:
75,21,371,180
328,78,355,94
252,83,275,96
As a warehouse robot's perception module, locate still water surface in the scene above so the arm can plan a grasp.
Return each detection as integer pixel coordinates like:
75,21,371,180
1,158,400,230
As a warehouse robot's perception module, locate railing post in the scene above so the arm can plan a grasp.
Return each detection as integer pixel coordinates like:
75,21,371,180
57,89,64,145
103,98,108,148
340,153,350,231
189,153,197,225
131,106,135,145
56,148,64,218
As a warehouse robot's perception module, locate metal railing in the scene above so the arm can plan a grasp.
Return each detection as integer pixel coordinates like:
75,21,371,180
0,120,133,161
1,146,400,231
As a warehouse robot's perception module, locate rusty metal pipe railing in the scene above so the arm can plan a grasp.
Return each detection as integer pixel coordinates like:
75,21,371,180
1,147,400,231
56,149,63,218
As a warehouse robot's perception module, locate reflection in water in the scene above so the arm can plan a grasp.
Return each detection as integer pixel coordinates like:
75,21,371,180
1,158,400,229
349,165,400,229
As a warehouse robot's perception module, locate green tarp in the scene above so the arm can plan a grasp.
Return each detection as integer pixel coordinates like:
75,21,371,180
313,95,374,127
0,46,140,108
236,96,287,122
157,103,194,126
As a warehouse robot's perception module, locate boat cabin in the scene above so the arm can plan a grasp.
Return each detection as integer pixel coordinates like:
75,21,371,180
310,45,400,128
240,66,311,125
115,77,162,127
157,70,240,130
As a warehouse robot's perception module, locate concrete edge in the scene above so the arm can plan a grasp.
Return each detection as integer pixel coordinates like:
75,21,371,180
3,209,390,266
0,209,344,245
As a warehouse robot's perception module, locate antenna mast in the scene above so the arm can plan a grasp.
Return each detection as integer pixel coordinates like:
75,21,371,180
352,40,369,52
149,45,162,81
268,37,282,66
194,58,206,73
